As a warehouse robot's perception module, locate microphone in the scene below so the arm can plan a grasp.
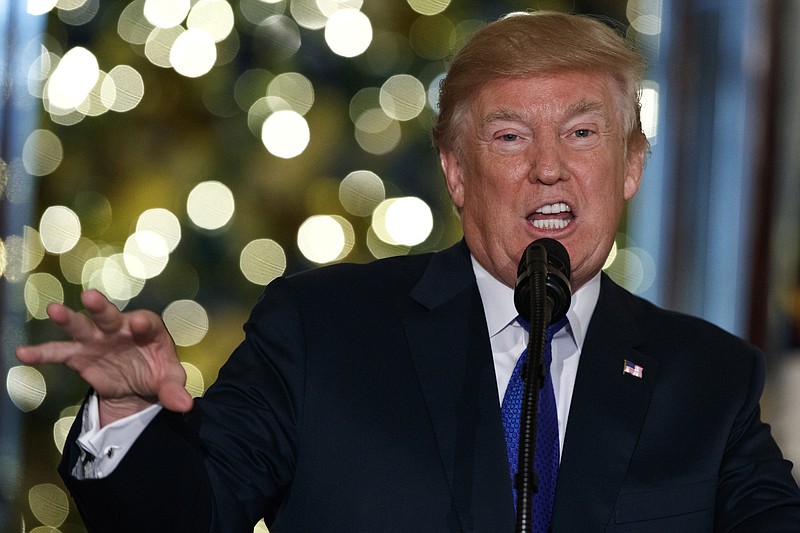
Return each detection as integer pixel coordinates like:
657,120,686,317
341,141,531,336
514,238,571,324
511,240,572,533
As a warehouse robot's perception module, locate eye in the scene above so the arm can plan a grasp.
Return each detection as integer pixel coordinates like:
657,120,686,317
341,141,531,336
499,133,519,142
574,129,592,138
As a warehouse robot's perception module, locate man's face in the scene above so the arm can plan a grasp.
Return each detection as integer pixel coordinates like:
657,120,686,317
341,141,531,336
440,71,644,291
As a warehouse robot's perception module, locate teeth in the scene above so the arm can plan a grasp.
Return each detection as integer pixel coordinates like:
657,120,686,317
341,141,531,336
535,202,571,214
532,218,570,230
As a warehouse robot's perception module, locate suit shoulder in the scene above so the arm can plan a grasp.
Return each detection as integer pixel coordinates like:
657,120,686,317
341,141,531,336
289,252,434,288
601,275,760,362
252,251,437,314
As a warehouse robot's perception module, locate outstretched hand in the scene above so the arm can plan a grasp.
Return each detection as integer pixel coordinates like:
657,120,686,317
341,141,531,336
16,290,193,426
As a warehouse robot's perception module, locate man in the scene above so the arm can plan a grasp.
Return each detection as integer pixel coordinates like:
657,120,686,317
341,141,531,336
17,10,800,532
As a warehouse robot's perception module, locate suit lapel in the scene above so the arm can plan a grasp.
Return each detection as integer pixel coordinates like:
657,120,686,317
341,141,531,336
404,241,515,532
552,274,658,531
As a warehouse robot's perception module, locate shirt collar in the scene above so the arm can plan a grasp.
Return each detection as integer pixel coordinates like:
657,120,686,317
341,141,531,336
471,254,601,351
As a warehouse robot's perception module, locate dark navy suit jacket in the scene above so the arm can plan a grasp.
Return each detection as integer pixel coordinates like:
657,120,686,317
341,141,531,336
60,241,800,532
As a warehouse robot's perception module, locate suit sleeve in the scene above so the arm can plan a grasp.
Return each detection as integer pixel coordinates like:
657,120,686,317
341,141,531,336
58,403,213,532
59,277,307,532
714,349,800,531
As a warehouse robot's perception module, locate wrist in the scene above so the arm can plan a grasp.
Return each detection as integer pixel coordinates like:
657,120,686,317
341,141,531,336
97,395,158,427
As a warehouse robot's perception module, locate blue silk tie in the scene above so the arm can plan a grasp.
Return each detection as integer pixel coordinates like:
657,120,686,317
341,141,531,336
501,316,568,531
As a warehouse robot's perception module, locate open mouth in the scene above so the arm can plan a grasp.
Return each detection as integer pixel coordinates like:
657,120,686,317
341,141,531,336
528,202,573,230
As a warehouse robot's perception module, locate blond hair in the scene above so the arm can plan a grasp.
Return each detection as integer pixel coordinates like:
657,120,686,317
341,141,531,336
431,11,648,155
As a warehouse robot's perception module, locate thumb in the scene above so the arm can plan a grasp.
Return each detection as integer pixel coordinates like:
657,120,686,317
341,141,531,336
159,381,195,413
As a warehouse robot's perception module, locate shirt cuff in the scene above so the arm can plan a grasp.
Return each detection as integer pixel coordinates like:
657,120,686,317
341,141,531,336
72,393,162,479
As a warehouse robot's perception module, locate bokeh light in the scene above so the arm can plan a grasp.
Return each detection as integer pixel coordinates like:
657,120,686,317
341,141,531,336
182,362,206,397
371,197,433,246
123,230,170,279
22,226,46,273
39,205,80,254
187,181,235,230
297,215,354,264
28,483,69,528
27,0,59,16
240,239,287,285
137,208,182,253
408,14,454,60
239,0,286,25
641,80,659,143
324,8,372,58
354,109,401,155
253,15,302,62
6,366,47,412
407,0,451,16
339,170,385,217
105,65,145,112
170,27,217,78
46,46,99,112
118,0,154,45
603,240,619,270
53,416,76,453
603,243,656,295
627,0,663,35
28,48,55,99
82,254,145,306
60,237,99,284
143,0,190,29
187,0,235,42
22,129,63,176
145,26,184,68
0,238,6,278
163,299,209,346
426,72,446,113
366,226,410,259
290,0,327,30
24,272,64,320
267,72,314,115
261,109,310,158
380,74,426,121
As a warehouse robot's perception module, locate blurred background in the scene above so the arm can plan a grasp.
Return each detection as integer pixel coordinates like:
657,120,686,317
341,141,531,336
2,0,800,531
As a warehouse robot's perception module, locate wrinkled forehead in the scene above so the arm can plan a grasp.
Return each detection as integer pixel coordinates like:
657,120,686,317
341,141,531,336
467,72,624,129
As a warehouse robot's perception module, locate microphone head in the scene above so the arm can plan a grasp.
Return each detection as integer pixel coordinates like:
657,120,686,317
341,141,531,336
537,237,570,280
514,238,572,323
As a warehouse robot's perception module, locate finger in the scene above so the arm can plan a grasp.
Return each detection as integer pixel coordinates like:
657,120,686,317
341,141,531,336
159,381,194,413
16,340,88,365
80,290,126,335
44,301,73,325
128,310,170,345
46,302,100,343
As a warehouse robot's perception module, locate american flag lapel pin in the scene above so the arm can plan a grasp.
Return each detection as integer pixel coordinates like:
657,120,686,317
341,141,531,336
623,359,644,379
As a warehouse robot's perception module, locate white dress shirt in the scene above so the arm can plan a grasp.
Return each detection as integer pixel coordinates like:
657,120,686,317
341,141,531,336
74,393,162,478
471,256,600,456
75,256,601,477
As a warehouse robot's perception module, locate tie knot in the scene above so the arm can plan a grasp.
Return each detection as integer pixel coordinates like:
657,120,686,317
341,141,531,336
516,315,570,341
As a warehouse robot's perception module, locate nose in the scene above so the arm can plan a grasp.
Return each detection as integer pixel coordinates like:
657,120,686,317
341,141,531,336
528,138,566,185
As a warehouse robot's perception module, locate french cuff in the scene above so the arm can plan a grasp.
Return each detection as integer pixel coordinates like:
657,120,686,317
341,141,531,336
72,393,163,480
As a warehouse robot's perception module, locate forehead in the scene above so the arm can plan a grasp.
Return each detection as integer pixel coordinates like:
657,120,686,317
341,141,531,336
470,71,620,124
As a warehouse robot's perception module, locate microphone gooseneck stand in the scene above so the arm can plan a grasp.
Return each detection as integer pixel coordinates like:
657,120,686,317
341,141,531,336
514,245,551,533
513,239,571,533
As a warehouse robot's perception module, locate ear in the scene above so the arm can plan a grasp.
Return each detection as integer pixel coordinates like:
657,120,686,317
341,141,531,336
623,144,645,201
440,149,466,209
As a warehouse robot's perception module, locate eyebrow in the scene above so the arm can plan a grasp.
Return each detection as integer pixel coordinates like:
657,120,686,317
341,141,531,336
479,108,524,129
479,99,612,130
563,99,611,128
